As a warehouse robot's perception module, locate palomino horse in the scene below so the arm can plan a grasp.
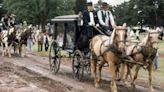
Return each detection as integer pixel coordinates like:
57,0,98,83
0,27,17,57
90,24,127,92
123,29,160,92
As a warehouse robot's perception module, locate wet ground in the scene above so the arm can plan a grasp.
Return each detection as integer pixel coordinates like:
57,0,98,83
0,61,82,92
0,53,163,92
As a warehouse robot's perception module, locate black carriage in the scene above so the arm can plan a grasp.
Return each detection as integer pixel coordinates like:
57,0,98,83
49,15,91,80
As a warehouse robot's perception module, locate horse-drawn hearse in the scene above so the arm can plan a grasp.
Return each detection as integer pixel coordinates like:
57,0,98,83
49,15,91,80
49,15,161,92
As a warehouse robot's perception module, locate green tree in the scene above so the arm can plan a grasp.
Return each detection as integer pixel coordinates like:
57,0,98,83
113,0,164,27
3,0,75,31
74,0,86,14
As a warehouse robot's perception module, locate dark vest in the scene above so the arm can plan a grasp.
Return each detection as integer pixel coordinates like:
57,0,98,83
101,11,113,30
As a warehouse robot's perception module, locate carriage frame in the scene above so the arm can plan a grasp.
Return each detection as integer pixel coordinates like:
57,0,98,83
49,15,91,80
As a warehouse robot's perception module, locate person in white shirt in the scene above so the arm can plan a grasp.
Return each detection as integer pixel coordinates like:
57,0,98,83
97,2,116,35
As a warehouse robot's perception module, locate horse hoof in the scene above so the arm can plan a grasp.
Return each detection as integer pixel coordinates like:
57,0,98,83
95,83,100,88
150,87,155,92
124,81,131,88
112,89,118,92
131,83,136,89
21,55,25,57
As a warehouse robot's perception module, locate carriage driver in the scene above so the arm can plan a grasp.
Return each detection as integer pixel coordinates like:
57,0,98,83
83,1,99,37
82,1,99,57
97,2,116,35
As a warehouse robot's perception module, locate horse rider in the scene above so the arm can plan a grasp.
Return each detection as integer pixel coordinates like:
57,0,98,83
82,1,99,57
97,2,116,36
83,1,99,37
1,14,10,30
9,14,16,28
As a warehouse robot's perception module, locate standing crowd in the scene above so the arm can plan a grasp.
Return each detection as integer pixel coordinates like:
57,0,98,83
0,14,52,53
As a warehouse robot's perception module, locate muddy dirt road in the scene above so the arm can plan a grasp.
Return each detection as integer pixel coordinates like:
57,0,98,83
0,53,163,92
0,61,82,92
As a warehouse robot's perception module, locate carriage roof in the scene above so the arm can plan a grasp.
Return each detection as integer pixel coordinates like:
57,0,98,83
51,15,79,23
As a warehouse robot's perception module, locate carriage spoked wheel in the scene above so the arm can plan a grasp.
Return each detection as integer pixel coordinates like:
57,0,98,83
49,41,61,74
84,58,91,75
72,50,84,81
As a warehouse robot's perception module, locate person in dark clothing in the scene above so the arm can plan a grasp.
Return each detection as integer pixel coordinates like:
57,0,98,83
44,33,50,51
82,2,99,38
77,1,99,57
9,14,16,27
1,15,10,30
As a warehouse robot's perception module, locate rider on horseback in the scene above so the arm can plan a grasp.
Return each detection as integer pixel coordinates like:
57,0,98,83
1,15,10,30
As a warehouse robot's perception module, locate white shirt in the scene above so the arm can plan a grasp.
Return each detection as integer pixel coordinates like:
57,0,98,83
43,35,50,44
89,12,95,25
97,10,115,27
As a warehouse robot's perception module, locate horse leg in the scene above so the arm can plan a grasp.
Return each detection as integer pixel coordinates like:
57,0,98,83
109,62,118,92
148,63,155,92
96,61,104,87
1,43,4,56
124,64,133,87
120,64,126,81
19,44,22,56
120,64,131,87
131,65,140,89
21,44,26,57
91,58,98,88
8,43,13,57
5,42,8,56
38,42,40,52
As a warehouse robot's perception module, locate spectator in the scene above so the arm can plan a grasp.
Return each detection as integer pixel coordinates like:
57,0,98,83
43,32,50,51
154,50,159,71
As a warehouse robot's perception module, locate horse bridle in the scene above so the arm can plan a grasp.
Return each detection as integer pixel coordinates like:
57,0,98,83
149,32,160,44
115,29,126,43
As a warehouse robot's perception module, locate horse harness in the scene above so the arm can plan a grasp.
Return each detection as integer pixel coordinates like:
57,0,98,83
127,32,159,69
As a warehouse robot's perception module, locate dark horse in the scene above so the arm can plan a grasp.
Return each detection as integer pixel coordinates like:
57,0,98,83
18,27,33,57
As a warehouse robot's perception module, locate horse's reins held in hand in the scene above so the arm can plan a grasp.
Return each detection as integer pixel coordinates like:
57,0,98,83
92,25,105,35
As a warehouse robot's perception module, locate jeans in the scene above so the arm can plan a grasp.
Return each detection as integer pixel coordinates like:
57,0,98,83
153,55,158,70
27,38,33,52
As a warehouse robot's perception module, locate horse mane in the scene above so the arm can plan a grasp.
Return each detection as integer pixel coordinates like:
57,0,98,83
142,33,149,46
109,29,116,44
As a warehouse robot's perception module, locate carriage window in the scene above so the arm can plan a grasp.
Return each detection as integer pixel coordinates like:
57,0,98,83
56,23,75,50
65,23,75,49
56,23,64,47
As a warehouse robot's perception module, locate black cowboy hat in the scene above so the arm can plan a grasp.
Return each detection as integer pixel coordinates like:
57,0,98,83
87,2,93,6
102,2,108,6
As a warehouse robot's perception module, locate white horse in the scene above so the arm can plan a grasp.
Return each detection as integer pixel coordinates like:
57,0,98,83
1,27,17,57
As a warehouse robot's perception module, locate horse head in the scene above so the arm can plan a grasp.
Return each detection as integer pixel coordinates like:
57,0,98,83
111,23,127,52
146,29,160,49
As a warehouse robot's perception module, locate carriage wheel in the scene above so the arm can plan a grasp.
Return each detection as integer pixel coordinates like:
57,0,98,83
72,50,84,81
49,41,61,74
85,59,91,75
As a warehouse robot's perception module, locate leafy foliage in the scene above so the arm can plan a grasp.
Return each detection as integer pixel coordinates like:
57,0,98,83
113,0,164,27
3,0,75,26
